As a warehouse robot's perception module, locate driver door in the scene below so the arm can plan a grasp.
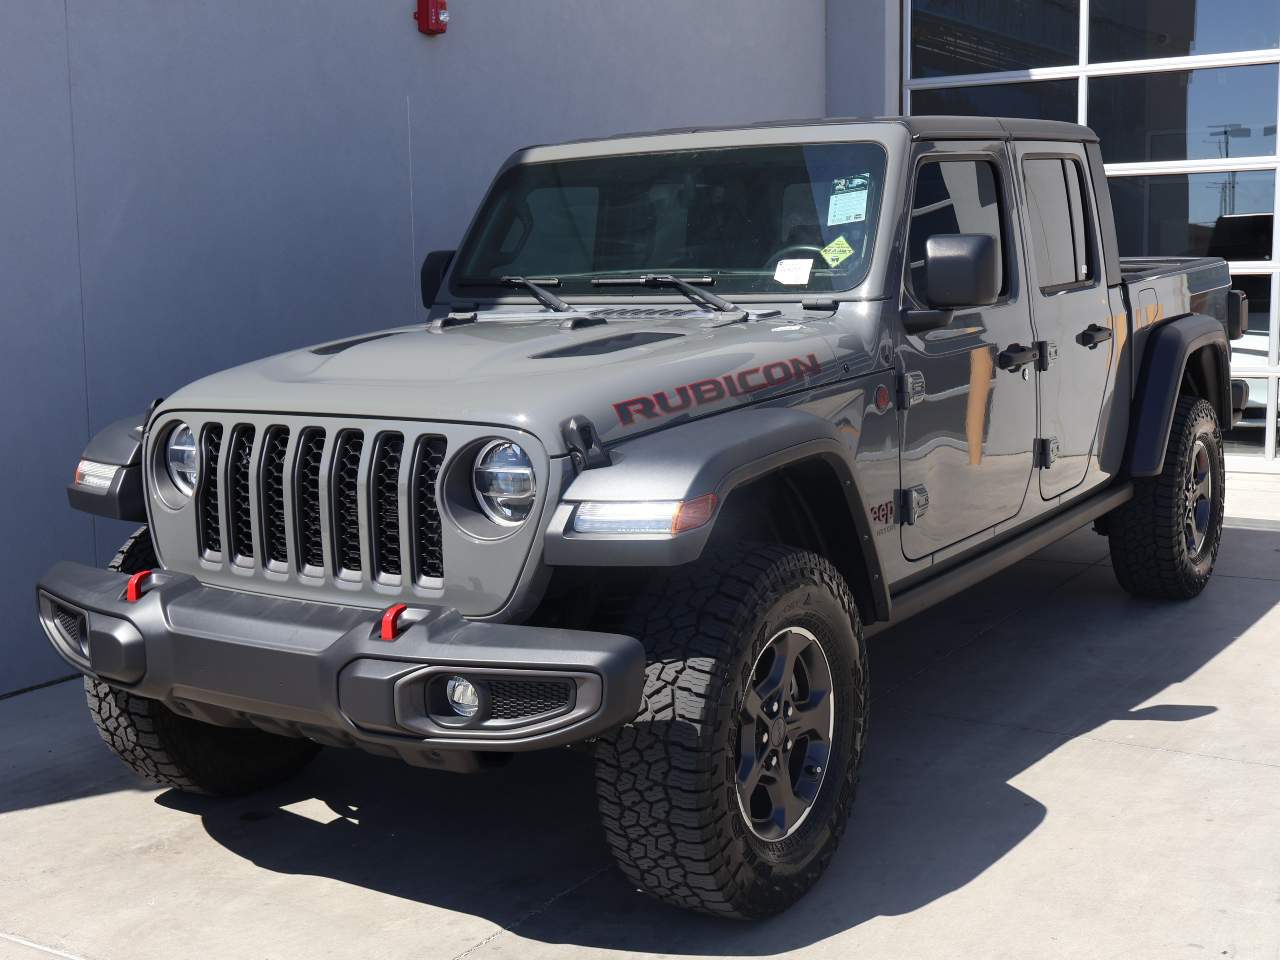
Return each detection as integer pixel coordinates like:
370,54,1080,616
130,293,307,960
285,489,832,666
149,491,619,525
899,147,1038,560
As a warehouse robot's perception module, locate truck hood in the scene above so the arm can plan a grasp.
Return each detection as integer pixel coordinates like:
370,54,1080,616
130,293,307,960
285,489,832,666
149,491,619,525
161,307,865,453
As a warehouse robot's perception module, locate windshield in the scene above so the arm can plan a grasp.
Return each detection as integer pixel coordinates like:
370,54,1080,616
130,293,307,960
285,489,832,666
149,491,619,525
452,142,888,297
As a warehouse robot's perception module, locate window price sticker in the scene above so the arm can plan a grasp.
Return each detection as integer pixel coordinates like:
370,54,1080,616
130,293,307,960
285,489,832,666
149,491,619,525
827,175,869,226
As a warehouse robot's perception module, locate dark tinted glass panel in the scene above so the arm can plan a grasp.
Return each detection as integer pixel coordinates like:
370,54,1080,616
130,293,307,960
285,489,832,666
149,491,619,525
911,0,1079,78
1231,274,1273,370
1108,171,1274,260
1224,377,1271,451
1089,65,1279,164
1023,158,1095,288
1090,0,1280,64
911,80,1078,123
907,160,1006,302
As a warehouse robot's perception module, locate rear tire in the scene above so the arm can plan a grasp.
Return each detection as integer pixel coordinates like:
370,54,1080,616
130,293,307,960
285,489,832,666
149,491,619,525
1108,396,1225,600
84,527,319,796
593,543,868,918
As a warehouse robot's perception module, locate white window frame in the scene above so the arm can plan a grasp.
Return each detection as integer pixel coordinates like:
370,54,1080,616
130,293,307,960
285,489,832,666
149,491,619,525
902,0,1280,469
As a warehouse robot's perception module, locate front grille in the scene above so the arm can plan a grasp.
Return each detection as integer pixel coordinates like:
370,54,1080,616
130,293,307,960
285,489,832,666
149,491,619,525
199,420,445,585
259,427,290,566
332,431,364,574
488,679,574,721
197,425,223,554
227,426,256,562
371,433,404,579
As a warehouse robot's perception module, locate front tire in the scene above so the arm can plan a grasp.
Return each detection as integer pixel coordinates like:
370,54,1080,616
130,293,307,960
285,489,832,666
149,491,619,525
1108,396,1225,599
85,527,319,796
593,544,868,918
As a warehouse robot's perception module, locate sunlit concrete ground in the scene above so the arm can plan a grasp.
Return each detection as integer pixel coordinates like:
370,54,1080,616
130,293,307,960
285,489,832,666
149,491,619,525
3,475,1279,960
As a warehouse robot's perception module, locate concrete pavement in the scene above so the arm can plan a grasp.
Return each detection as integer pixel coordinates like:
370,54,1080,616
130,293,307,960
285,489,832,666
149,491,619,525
3,477,1279,960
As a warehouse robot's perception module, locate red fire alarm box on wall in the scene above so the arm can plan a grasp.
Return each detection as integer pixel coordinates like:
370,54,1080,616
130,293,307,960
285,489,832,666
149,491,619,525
415,0,448,34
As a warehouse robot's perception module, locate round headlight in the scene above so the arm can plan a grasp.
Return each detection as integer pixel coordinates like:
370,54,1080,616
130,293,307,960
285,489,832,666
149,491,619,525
472,440,535,526
165,423,199,498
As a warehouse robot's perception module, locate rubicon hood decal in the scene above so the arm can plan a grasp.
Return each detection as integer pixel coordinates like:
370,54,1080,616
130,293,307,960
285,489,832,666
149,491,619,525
613,353,823,426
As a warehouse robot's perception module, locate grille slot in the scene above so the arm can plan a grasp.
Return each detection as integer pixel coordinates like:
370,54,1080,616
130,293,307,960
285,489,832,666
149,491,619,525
259,427,290,567
53,603,87,656
370,433,404,579
412,437,447,581
331,431,364,574
197,424,223,555
294,428,326,571
226,425,256,562
488,679,574,721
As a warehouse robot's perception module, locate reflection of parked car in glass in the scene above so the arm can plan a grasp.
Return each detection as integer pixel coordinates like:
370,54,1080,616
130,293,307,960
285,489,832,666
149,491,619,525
36,117,1253,919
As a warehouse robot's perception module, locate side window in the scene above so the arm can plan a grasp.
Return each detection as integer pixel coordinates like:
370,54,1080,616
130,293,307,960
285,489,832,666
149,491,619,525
906,160,1006,303
1022,157,1095,291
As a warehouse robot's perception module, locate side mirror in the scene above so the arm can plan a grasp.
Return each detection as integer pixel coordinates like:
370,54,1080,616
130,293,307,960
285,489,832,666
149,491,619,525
420,250,456,309
923,234,1000,309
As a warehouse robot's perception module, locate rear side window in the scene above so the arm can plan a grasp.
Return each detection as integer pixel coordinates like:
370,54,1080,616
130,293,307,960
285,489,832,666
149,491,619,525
1023,157,1095,291
906,159,1007,303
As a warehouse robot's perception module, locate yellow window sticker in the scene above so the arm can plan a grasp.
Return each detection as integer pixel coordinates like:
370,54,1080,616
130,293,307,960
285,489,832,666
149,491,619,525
820,235,854,268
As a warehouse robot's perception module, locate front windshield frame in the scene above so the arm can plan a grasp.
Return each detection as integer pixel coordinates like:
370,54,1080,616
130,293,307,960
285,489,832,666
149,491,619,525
449,140,889,303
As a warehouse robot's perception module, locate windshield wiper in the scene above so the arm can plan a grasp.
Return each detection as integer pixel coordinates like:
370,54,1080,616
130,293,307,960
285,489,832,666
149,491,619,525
458,276,573,313
591,275,746,320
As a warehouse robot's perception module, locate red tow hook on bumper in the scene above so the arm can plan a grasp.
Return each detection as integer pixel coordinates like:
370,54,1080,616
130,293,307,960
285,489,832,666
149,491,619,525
124,570,153,603
379,603,409,641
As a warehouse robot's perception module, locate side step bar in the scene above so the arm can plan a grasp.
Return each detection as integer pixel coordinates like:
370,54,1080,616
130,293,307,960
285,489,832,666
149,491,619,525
869,483,1133,637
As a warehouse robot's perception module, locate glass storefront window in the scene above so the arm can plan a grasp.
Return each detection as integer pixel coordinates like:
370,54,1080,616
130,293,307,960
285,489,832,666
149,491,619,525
1088,65,1279,164
1089,0,1280,65
910,0,1079,78
1230,274,1274,370
1225,377,1273,456
1108,171,1275,260
910,80,1078,123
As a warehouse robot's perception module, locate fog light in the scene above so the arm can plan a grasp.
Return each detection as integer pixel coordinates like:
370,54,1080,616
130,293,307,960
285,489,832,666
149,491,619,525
445,676,480,717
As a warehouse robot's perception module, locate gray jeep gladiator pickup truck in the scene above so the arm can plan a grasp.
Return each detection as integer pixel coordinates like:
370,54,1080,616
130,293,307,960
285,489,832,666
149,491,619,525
37,116,1250,918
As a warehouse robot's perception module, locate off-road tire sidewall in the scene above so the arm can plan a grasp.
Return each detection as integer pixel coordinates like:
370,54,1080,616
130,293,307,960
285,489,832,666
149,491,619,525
1109,397,1225,600
594,544,868,919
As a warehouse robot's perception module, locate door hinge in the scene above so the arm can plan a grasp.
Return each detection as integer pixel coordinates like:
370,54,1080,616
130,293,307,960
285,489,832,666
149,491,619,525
1035,340,1058,372
898,370,927,408
899,485,930,525
1035,437,1060,469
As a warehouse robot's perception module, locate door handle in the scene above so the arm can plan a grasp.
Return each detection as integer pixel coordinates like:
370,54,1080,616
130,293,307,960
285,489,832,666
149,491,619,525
996,343,1039,372
1077,324,1113,350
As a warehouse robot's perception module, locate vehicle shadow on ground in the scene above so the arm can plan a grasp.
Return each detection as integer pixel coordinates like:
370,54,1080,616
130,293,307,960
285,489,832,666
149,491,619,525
157,527,1277,955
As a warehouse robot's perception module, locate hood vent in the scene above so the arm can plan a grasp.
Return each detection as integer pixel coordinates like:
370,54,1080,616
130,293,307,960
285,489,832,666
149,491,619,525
588,307,700,319
532,331,684,359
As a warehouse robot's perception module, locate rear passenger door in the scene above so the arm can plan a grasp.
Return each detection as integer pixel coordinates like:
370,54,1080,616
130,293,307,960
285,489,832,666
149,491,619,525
1013,143,1115,501
899,148,1038,560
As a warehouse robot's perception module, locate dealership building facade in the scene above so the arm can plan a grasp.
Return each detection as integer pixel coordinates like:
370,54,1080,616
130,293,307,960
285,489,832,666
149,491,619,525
2,0,1275,693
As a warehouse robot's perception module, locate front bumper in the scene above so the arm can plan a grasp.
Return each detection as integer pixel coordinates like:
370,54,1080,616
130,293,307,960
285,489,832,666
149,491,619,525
36,562,645,772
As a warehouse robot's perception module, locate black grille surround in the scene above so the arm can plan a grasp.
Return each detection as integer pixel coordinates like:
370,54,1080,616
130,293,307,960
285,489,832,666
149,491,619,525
412,437,447,582
295,428,326,571
259,427,290,567
331,431,364,575
488,678,575,721
370,433,404,580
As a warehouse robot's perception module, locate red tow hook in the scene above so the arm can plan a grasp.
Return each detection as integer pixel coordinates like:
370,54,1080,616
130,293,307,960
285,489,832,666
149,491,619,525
379,603,409,641
124,570,153,603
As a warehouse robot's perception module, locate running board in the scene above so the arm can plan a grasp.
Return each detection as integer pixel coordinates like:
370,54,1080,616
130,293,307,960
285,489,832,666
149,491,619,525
869,483,1133,637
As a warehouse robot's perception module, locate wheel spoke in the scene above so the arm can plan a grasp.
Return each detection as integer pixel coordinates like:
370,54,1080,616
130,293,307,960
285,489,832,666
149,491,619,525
786,690,832,742
763,773,810,836
736,745,767,797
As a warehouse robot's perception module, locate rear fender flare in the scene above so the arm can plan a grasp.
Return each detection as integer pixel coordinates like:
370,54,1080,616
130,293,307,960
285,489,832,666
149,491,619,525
1127,314,1230,477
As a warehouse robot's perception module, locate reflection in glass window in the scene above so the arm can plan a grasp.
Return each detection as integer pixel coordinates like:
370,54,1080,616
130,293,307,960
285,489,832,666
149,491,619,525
906,160,1006,303
1230,275,1274,370
1226,377,1272,447
1090,0,1280,64
1089,65,1279,164
910,0,1078,78
910,80,1078,123
1108,171,1275,260
1023,158,1094,289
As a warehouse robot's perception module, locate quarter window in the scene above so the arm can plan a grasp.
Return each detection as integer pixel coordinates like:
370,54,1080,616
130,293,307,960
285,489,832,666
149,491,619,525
1022,157,1095,291
906,159,1007,303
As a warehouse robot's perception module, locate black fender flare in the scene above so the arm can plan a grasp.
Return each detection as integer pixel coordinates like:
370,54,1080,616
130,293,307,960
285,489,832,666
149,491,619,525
1127,314,1230,478
67,414,148,522
543,406,891,622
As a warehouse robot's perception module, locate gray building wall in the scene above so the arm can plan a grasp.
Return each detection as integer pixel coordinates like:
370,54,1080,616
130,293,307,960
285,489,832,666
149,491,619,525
1,0,891,695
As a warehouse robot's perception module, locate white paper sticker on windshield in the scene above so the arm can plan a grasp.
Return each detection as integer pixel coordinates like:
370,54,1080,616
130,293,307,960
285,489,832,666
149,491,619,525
828,175,869,226
774,258,813,285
